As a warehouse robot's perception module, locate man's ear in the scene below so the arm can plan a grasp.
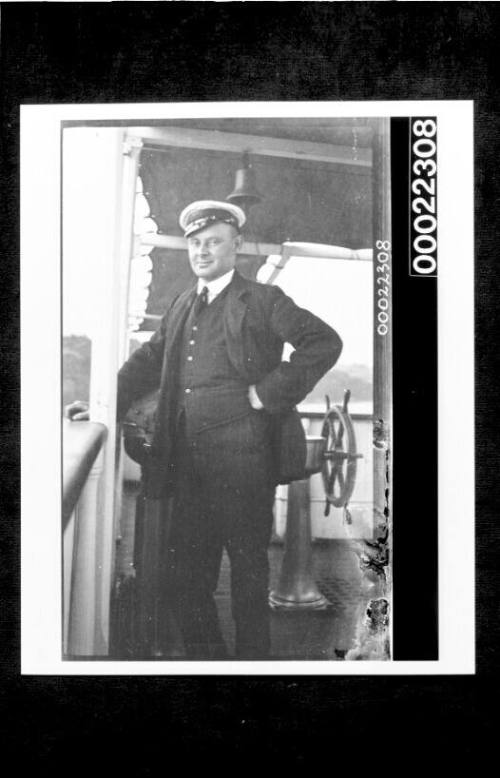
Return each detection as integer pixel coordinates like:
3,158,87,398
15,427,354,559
234,233,243,252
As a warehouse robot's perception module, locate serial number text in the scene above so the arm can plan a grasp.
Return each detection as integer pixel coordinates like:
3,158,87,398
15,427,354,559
410,118,438,277
376,239,391,336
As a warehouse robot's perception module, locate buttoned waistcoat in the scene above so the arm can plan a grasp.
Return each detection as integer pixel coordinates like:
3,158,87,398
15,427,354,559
117,271,342,497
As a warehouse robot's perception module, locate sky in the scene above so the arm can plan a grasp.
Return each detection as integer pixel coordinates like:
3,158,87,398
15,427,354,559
271,256,373,369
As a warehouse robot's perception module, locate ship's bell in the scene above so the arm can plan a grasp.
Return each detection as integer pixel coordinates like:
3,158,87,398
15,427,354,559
226,157,262,210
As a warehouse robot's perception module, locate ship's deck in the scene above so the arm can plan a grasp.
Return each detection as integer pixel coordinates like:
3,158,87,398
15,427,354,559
110,483,364,661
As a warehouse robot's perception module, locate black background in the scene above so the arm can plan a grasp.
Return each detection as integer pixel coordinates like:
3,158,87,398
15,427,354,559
2,0,499,767
391,117,438,660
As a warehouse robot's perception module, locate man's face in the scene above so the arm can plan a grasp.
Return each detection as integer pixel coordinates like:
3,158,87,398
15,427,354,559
187,222,241,282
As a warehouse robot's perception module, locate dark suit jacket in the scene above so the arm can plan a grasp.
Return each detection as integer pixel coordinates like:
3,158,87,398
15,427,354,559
118,271,342,497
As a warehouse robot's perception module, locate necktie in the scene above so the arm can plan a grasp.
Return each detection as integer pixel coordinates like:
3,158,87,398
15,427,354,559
192,286,208,320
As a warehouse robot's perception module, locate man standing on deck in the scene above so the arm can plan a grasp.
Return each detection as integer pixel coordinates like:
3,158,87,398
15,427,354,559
68,200,342,659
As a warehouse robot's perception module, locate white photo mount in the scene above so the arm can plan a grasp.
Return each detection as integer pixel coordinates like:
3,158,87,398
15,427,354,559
21,101,474,675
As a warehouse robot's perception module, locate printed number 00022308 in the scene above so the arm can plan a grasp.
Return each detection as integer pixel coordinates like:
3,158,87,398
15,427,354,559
376,239,391,336
411,118,437,276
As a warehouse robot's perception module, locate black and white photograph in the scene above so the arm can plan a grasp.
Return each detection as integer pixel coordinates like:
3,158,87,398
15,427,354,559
21,101,474,674
61,113,379,663
6,0,498,765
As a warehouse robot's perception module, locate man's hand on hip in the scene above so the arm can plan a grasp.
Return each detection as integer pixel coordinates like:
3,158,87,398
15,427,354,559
248,385,264,410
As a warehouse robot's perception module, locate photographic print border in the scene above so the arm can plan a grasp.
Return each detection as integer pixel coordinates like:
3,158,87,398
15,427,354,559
21,100,473,676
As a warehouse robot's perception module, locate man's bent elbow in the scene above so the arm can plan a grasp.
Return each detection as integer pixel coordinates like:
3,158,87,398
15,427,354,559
326,329,343,371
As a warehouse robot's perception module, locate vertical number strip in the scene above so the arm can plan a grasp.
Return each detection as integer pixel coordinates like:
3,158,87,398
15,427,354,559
376,239,391,335
410,118,438,277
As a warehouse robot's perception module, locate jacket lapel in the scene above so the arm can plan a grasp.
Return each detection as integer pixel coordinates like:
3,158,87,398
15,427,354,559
165,285,197,355
224,271,251,378
154,285,196,396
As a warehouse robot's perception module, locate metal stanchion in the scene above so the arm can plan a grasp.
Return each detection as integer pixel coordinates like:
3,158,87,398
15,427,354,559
269,436,329,610
269,392,362,611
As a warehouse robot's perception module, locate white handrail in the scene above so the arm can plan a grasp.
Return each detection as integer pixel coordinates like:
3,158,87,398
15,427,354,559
63,420,107,657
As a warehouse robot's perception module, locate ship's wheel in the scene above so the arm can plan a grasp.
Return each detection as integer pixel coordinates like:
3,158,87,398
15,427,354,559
321,390,362,515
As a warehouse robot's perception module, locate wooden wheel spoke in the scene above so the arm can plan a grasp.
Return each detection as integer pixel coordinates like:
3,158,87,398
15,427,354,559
326,464,338,490
335,423,345,449
321,394,361,510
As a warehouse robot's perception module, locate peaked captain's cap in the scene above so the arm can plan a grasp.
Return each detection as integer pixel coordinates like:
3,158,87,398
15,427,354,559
179,200,246,238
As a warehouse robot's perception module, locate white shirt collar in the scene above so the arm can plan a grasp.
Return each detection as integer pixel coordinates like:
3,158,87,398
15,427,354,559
197,269,235,303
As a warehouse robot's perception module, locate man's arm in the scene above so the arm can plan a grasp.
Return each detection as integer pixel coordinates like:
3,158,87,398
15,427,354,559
116,313,168,421
254,286,342,413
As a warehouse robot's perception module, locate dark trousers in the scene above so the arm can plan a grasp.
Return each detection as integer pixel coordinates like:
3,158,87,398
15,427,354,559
168,410,276,659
